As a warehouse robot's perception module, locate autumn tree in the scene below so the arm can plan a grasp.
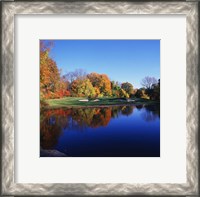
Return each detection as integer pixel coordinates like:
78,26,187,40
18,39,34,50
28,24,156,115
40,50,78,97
71,78,95,97
121,82,134,96
100,74,112,96
87,73,111,96
56,78,71,98
40,41,61,99
40,41,70,99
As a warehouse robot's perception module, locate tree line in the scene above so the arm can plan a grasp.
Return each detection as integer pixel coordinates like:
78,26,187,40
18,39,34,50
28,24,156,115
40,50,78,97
40,42,160,100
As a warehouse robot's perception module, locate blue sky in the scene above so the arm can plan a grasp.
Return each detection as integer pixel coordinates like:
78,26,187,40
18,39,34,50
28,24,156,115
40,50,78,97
46,40,160,88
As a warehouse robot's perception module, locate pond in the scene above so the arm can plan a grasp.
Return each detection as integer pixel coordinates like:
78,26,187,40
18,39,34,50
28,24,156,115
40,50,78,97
40,104,160,157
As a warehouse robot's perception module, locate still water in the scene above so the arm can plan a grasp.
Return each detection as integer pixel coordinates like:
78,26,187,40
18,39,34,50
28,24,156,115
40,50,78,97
40,105,160,157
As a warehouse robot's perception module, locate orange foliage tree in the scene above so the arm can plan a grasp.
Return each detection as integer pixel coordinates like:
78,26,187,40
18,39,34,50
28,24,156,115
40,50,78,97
87,73,111,96
40,41,70,99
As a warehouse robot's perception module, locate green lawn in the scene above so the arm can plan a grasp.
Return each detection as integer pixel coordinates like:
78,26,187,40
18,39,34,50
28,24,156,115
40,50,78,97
43,97,159,108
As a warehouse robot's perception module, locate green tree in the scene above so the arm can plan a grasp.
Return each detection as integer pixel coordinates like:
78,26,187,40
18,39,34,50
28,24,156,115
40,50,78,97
111,81,121,97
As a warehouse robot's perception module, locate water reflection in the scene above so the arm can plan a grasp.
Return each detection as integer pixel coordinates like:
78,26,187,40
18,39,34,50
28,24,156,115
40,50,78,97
141,105,160,122
40,104,160,156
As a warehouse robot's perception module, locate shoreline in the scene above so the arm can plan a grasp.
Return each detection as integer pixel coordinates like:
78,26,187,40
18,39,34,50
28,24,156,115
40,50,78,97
41,100,160,110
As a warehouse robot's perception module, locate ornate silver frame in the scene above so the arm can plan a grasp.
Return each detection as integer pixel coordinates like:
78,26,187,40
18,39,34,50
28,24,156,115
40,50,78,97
1,1,199,196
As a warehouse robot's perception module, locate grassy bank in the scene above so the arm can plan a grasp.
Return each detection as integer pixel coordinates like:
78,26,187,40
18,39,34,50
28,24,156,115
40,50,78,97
42,97,159,108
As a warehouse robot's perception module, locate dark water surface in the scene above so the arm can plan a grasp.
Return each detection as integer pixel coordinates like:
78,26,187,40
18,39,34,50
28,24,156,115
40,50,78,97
40,104,160,157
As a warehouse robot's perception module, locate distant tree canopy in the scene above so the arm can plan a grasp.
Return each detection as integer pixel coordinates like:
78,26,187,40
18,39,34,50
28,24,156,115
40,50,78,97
40,42,160,101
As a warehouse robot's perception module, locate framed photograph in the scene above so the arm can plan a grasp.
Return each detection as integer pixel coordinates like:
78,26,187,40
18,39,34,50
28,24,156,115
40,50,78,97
1,0,199,196
40,39,160,158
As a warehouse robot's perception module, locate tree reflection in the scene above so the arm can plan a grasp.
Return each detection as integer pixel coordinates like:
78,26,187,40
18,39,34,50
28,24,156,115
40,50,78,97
121,106,135,116
40,105,159,149
71,107,111,128
40,107,113,149
40,108,72,149
145,104,160,117
136,104,144,110
141,104,160,122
